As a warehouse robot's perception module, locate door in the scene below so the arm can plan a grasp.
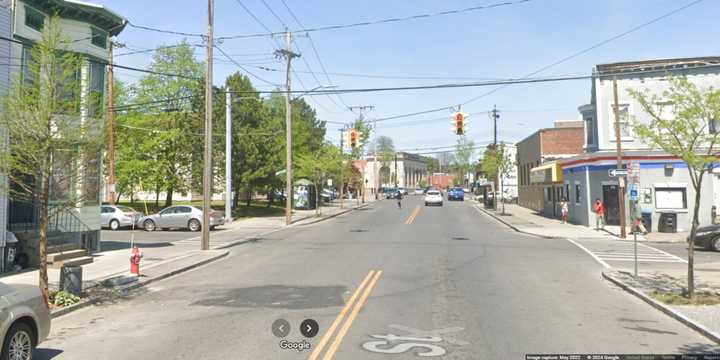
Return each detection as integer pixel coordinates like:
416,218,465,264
175,206,193,228
603,185,620,225
157,207,178,228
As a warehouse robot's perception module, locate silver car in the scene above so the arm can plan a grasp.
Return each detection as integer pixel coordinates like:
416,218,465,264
138,205,224,232
0,283,51,360
101,205,144,231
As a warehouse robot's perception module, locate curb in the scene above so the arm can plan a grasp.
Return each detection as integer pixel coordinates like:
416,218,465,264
50,250,229,319
602,270,720,344
214,203,372,250
474,205,560,239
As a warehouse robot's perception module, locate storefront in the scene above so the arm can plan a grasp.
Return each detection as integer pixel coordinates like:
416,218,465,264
528,162,566,219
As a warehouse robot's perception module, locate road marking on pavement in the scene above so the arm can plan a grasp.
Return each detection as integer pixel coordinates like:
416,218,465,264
405,206,421,225
565,238,612,269
321,270,383,360
571,238,687,265
308,270,376,360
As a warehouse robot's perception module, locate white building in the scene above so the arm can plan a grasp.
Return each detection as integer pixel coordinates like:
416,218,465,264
363,152,430,192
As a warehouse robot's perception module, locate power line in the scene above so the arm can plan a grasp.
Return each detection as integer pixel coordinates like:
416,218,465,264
460,0,706,107
366,0,706,123
214,44,279,86
260,0,289,28
217,0,533,40
127,22,205,38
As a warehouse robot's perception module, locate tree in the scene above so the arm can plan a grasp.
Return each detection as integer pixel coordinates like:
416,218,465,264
122,41,204,207
350,118,372,159
372,135,395,186
453,135,475,186
0,17,100,297
629,77,720,299
296,142,343,216
482,144,513,213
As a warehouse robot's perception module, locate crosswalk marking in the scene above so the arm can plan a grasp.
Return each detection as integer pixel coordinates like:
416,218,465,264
573,238,686,264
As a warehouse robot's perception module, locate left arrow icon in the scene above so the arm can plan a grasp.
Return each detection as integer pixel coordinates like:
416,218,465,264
272,319,290,338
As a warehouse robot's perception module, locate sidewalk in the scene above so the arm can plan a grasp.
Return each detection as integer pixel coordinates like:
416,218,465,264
0,198,372,316
476,200,720,344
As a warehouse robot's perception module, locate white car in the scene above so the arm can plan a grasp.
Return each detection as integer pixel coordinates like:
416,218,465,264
424,190,443,206
101,205,144,231
414,188,424,195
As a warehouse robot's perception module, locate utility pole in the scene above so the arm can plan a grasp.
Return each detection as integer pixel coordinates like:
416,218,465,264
394,152,398,188
339,127,345,209
225,91,232,222
491,105,499,146
275,30,300,225
106,41,116,205
201,0,214,250
613,78,627,239
373,119,378,199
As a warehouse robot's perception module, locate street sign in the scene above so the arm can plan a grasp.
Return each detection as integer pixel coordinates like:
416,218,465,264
608,169,628,177
630,189,638,200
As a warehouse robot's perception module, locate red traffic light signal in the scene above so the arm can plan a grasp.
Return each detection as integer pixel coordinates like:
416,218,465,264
349,129,358,148
452,112,466,135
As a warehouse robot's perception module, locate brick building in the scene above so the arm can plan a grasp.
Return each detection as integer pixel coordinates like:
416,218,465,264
517,121,584,215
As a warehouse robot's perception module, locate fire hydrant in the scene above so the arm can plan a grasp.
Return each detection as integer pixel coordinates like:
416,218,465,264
130,246,142,275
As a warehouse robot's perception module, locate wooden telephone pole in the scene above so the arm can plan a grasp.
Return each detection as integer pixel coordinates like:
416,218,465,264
613,79,627,239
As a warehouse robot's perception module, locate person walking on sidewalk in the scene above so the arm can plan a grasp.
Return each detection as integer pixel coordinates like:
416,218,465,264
560,198,569,224
632,203,648,234
396,190,403,209
593,198,605,230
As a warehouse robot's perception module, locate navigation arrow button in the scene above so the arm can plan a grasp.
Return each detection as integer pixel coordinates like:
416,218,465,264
300,319,319,338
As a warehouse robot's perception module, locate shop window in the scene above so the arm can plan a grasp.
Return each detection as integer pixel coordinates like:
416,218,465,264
655,187,687,209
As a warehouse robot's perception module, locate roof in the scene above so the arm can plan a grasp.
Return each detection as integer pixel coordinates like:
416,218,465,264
595,56,720,78
23,0,127,36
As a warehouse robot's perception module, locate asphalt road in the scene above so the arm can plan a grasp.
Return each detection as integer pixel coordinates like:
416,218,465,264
37,197,719,359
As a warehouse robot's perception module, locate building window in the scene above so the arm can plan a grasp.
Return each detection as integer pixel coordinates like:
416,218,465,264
25,6,44,31
564,184,569,201
611,104,632,138
91,27,108,49
575,183,581,204
545,187,551,202
88,60,105,117
585,117,594,145
655,187,687,209
710,118,719,134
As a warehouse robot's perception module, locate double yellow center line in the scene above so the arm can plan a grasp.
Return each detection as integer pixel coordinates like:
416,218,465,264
404,205,421,225
309,270,383,360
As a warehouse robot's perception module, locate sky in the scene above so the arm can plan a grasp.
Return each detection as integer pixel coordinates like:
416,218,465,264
90,0,720,155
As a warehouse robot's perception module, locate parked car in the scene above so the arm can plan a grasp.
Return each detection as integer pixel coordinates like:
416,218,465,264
424,190,443,206
385,189,400,199
447,187,465,201
398,187,408,195
138,205,224,232
321,188,337,202
689,225,720,251
0,282,51,360
463,188,471,194
414,188,424,195
101,205,144,231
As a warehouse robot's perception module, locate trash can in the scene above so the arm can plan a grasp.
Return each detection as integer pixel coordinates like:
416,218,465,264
59,265,83,297
658,213,677,233
641,212,652,233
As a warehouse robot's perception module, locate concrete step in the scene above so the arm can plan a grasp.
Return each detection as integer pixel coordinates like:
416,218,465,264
47,243,81,254
49,256,93,268
47,249,87,263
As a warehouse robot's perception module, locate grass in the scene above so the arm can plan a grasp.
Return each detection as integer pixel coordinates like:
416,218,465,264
649,291,720,305
116,200,286,219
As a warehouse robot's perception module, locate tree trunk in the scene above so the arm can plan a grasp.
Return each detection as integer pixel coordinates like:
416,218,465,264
246,189,251,207
38,171,50,300
130,191,134,204
688,173,704,300
164,185,173,208
501,177,506,215
155,183,160,208
233,184,240,210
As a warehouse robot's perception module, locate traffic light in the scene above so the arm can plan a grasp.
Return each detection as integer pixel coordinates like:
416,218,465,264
451,112,467,135
350,129,358,148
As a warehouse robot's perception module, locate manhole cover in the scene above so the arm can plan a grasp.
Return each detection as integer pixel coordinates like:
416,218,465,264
451,237,469,241
350,229,368,233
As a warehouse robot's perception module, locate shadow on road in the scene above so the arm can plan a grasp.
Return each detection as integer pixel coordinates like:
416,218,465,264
34,348,63,359
676,342,720,353
99,241,175,252
191,285,346,309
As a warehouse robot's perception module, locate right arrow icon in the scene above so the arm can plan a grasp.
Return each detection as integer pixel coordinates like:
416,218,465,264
301,319,319,338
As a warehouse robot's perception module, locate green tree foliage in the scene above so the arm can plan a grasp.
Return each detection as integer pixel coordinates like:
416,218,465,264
0,17,98,297
481,144,514,213
296,142,344,215
629,77,720,299
116,41,204,207
350,118,372,159
453,135,475,186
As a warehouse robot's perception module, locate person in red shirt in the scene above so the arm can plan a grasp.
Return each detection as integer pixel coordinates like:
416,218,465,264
593,198,605,230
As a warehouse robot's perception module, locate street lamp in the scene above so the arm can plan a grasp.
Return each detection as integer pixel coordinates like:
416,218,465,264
285,85,338,225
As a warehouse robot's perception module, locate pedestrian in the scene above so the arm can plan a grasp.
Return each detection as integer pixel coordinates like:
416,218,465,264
593,198,605,230
633,204,648,234
560,197,569,224
397,190,403,209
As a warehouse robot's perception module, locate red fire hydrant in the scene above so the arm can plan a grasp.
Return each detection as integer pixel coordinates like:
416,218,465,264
130,246,142,275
